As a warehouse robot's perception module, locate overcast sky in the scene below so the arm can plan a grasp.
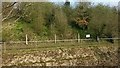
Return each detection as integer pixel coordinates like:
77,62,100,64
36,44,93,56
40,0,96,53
49,0,120,7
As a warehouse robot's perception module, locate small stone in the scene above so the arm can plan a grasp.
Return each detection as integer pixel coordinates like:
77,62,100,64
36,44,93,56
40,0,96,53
82,53,89,57
45,57,52,61
46,62,52,66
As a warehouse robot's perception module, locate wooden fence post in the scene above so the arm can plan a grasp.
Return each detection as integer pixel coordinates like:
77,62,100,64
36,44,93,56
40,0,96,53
4,42,6,53
26,34,28,45
78,33,80,43
97,36,100,45
97,36,100,42
55,34,56,43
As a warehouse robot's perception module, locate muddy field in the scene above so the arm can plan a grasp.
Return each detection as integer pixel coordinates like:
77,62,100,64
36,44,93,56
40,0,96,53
2,44,119,66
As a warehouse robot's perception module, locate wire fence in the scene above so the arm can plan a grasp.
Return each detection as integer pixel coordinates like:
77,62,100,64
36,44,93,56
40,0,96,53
0,34,119,44
0,34,119,49
1,35,119,53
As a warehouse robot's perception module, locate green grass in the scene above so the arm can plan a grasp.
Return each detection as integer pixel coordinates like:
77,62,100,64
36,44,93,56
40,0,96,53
2,20,119,54
2,21,119,54
2,21,42,41
2,41,118,54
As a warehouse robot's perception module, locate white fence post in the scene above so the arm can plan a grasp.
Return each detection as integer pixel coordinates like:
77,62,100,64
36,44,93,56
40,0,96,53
26,34,28,45
55,34,56,43
4,42,6,53
78,33,80,43
97,36,100,42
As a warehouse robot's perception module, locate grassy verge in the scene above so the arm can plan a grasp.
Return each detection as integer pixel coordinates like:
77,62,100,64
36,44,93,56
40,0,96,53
2,41,118,54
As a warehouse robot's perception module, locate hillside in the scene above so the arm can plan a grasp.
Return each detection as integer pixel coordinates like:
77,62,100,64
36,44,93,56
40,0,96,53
2,2,118,42
1,2,119,67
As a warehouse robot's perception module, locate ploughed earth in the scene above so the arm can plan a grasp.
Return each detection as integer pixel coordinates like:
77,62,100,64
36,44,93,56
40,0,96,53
2,45,119,66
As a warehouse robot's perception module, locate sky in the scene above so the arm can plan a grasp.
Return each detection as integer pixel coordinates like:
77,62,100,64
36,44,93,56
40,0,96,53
49,0,120,7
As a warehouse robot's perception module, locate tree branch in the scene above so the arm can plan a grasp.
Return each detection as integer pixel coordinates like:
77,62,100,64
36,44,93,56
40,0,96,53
4,2,17,9
2,8,14,22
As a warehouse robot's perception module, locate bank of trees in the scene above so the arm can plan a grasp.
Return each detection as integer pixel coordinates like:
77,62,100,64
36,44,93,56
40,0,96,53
2,2,118,42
